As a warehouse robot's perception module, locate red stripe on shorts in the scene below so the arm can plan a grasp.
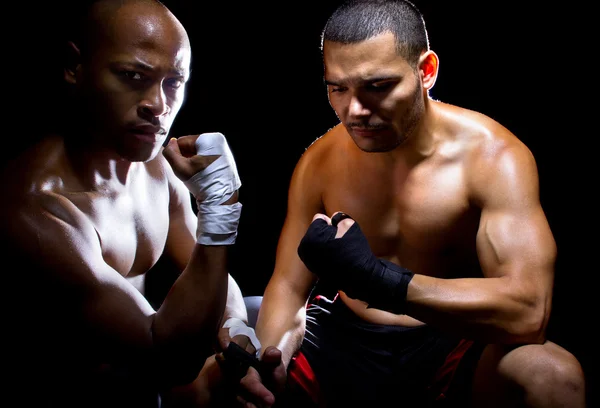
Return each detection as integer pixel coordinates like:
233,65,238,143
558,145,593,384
288,351,320,404
429,338,474,401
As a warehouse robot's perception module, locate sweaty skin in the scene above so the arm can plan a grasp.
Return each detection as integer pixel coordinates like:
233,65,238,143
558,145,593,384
2,1,247,406
258,30,554,359
245,31,584,408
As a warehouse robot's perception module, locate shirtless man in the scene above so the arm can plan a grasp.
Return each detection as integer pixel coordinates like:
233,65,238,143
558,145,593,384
1,1,256,406
233,1,587,407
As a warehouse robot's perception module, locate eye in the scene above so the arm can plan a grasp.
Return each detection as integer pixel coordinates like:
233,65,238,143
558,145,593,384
328,85,347,93
122,71,145,81
165,78,185,90
366,82,393,92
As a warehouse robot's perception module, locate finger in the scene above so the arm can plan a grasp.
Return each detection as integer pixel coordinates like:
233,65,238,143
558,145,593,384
173,134,200,157
163,137,182,158
162,138,192,178
260,347,286,395
260,346,282,368
215,352,226,366
331,211,353,226
311,213,330,224
239,369,275,407
218,330,231,351
189,153,220,173
231,334,254,355
173,135,221,171
331,212,355,238
304,216,336,241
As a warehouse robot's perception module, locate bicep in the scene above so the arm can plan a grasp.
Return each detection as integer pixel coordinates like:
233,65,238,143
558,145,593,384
474,145,556,295
18,198,157,353
478,208,556,282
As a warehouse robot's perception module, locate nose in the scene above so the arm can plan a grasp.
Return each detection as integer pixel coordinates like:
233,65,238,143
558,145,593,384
348,93,371,117
138,82,170,118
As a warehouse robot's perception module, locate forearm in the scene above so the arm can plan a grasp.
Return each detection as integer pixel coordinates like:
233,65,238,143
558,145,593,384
406,274,549,344
298,215,550,345
151,244,229,380
255,284,307,368
221,274,249,323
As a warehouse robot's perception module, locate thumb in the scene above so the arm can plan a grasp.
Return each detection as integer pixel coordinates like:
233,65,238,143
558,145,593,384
260,347,286,394
162,138,192,181
260,346,282,368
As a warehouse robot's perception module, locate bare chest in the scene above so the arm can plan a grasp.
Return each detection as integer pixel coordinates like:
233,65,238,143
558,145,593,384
67,182,170,277
324,160,479,275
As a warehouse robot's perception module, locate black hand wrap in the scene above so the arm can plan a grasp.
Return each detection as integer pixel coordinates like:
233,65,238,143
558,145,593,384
297,214,414,314
221,342,261,381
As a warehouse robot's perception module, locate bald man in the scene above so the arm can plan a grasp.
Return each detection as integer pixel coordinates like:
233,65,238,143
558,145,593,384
1,1,252,406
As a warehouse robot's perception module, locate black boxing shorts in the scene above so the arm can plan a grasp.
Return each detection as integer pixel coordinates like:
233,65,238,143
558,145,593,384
286,294,485,407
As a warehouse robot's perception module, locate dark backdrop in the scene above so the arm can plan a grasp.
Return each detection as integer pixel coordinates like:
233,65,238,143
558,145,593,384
8,0,595,401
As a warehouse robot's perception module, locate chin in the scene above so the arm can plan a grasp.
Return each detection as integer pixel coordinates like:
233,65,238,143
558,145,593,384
140,148,162,163
355,139,399,153
121,145,161,163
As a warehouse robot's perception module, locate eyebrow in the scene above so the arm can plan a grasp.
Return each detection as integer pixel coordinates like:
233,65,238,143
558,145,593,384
118,61,188,78
324,76,399,87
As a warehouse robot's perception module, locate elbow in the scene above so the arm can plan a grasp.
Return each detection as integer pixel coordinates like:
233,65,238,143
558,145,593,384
512,315,546,345
507,295,550,344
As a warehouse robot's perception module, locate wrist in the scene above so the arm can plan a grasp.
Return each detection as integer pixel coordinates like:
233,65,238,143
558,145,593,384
223,317,262,356
196,202,242,245
363,259,414,314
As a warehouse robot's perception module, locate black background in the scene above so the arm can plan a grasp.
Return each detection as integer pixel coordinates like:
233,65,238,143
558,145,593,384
8,0,596,402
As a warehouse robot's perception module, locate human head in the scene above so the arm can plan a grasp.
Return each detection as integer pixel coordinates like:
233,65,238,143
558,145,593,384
64,0,191,162
320,0,438,152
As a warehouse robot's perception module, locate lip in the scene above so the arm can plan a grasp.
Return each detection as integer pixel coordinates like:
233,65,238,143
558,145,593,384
127,125,165,143
350,127,385,138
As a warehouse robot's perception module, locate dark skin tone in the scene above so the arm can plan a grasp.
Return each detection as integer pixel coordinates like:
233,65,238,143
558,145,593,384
2,1,251,406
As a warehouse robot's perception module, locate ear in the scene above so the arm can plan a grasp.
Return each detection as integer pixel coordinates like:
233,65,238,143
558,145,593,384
64,41,82,85
418,50,439,90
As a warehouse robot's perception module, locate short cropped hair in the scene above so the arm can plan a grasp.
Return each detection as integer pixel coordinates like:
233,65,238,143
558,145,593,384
321,0,429,67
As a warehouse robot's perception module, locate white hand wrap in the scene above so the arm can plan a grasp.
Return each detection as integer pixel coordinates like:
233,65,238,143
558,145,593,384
196,203,242,245
183,132,242,245
184,132,241,205
222,317,262,356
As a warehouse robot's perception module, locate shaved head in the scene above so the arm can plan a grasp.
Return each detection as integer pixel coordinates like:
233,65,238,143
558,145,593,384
74,0,190,61
63,0,192,162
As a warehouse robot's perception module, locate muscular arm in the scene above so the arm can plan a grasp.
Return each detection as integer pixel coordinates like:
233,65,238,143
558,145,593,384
164,164,248,329
11,150,245,388
406,142,555,344
13,191,225,387
256,222,316,366
255,151,322,367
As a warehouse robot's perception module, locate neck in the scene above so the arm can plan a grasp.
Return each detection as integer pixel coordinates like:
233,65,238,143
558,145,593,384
63,129,135,192
387,97,439,165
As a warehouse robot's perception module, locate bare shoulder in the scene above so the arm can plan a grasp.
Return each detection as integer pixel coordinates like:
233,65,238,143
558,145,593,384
1,139,102,273
437,102,540,204
2,136,70,216
279,123,349,222
292,123,347,184
3,181,95,250
2,188,102,289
